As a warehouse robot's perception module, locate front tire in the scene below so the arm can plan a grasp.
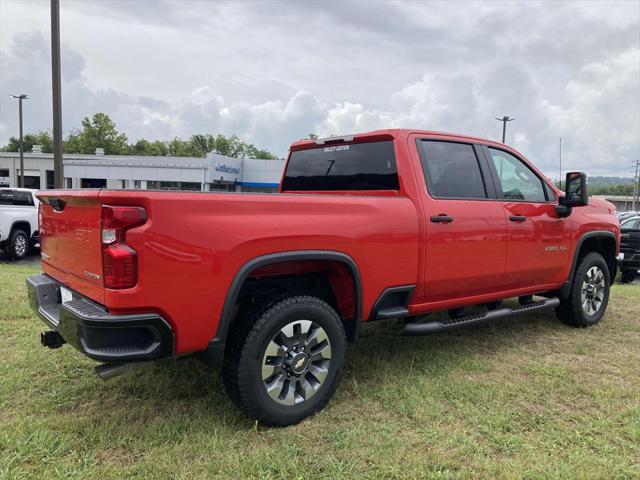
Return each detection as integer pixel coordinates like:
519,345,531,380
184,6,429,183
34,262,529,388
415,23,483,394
8,229,29,260
556,252,610,327
222,295,346,426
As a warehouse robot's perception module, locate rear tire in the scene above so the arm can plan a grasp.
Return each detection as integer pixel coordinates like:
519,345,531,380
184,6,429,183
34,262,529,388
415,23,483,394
620,269,637,284
222,295,346,426
556,252,610,327
8,229,29,260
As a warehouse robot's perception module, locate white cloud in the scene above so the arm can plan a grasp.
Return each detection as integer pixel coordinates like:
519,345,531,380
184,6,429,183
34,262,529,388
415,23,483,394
0,0,638,176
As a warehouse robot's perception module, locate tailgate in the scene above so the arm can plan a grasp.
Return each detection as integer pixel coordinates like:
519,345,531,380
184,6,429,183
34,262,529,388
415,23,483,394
38,190,105,304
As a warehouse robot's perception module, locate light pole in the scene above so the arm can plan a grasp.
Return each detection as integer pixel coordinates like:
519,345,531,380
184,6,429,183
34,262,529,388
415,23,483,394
10,94,29,188
495,115,515,144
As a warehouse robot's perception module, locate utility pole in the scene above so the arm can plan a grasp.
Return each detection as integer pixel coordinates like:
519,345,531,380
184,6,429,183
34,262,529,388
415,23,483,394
559,138,562,190
495,115,515,144
10,94,28,188
51,0,64,188
632,159,640,212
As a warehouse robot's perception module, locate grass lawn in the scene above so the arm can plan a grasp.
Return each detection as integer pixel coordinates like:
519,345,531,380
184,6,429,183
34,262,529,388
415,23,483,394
1,261,639,479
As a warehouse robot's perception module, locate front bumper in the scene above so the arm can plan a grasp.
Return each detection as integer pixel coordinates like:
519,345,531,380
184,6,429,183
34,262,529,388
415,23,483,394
26,274,174,362
619,252,640,271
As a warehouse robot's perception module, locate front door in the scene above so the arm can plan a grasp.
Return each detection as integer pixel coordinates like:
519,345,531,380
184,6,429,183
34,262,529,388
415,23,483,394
483,147,570,289
416,139,509,303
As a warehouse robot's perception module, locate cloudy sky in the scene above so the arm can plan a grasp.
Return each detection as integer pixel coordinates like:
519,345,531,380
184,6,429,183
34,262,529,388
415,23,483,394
0,0,638,177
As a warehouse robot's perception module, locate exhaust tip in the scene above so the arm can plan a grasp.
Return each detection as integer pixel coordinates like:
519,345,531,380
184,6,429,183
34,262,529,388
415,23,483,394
94,362,150,381
94,363,132,381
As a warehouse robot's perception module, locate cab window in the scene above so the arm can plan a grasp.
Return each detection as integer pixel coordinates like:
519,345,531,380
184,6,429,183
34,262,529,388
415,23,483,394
488,148,547,202
282,141,399,191
418,141,487,199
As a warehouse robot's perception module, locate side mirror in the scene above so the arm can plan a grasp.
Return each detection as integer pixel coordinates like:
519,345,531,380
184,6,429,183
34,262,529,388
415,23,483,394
564,171,589,207
556,172,588,218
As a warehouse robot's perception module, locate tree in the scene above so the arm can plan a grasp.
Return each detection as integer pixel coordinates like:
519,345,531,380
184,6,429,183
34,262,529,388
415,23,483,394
166,137,198,157
1,131,53,153
1,112,280,160
64,113,130,155
246,144,278,160
130,139,168,157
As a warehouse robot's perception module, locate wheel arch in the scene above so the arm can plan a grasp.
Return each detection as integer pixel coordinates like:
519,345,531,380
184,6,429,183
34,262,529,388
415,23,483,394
560,231,617,299
10,220,31,239
200,250,362,366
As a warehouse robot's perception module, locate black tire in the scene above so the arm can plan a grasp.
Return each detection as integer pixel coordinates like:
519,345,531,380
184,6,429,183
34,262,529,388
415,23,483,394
8,229,29,260
222,295,346,426
222,295,288,409
620,269,637,284
556,252,610,327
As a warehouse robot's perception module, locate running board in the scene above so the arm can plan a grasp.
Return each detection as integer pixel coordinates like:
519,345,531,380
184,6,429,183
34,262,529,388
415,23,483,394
404,297,560,335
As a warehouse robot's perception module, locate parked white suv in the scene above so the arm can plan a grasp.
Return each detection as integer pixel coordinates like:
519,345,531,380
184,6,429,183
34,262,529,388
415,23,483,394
0,188,39,260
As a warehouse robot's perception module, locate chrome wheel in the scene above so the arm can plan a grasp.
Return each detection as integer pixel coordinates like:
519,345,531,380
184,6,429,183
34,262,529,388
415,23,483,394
581,266,605,316
14,233,27,257
261,319,332,406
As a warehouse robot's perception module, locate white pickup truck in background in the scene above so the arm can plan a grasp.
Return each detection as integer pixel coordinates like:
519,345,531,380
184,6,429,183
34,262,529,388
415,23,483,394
0,188,39,260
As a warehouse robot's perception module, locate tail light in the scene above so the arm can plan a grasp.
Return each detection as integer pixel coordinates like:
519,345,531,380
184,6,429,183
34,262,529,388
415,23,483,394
101,205,147,289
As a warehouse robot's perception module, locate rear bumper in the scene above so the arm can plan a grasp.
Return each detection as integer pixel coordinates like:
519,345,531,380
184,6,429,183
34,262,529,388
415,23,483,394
26,274,174,362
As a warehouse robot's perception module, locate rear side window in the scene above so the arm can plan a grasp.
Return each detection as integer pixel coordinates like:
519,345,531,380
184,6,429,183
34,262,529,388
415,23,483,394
418,141,487,199
0,190,34,206
281,141,399,191
488,148,547,202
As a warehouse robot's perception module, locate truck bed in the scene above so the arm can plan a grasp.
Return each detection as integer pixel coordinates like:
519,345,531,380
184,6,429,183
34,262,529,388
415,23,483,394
37,189,420,354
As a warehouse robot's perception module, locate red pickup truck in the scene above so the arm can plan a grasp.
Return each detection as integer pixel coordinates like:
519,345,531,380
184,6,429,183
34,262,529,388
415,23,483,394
27,129,619,425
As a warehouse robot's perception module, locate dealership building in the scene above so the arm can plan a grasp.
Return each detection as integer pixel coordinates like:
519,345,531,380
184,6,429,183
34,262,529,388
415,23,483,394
0,146,286,192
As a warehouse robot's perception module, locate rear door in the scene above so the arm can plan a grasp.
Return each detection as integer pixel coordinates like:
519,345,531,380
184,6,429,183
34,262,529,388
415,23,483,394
38,191,105,303
416,139,508,302
482,147,569,289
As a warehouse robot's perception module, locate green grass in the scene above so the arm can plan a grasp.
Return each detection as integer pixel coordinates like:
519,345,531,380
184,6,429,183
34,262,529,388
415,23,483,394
1,262,639,479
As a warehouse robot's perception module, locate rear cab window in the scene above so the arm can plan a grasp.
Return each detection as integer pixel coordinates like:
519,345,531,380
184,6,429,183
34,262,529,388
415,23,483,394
281,141,399,192
417,140,488,199
0,190,34,206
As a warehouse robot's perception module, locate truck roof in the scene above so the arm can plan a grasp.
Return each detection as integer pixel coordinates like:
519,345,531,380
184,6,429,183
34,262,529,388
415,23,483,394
289,128,507,151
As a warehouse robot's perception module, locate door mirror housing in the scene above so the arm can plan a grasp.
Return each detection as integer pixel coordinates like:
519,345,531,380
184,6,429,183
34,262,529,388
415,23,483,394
556,172,588,218
564,171,589,207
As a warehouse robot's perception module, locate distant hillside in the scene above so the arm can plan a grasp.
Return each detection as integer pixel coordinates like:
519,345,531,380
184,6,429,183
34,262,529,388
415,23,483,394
554,176,637,196
586,176,636,196
588,176,635,187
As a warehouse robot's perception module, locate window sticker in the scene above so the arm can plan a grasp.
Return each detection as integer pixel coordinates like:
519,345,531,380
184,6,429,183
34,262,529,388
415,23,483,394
323,145,350,152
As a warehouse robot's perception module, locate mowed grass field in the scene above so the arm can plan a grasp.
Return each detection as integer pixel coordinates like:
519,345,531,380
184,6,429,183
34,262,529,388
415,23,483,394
0,261,639,479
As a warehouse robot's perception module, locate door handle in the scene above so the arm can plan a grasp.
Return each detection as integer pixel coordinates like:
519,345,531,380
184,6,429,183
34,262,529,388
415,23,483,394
430,215,454,223
510,215,527,222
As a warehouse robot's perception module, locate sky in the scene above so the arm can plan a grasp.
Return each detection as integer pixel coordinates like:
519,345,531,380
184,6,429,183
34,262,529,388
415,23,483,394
0,0,638,178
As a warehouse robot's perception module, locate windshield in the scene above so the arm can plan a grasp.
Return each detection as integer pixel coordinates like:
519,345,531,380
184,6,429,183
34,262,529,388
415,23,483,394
281,141,399,191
